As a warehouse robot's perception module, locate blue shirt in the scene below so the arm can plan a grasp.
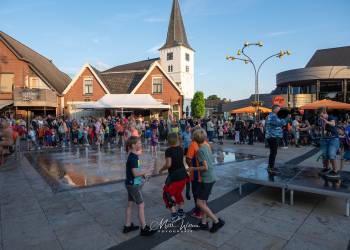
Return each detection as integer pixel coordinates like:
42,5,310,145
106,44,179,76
182,131,192,149
125,153,142,186
265,112,287,139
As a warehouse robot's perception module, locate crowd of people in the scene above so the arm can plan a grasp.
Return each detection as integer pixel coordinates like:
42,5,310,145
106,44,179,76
0,110,349,155
1,106,349,235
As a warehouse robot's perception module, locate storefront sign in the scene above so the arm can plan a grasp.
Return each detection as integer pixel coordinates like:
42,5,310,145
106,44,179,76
21,89,39,101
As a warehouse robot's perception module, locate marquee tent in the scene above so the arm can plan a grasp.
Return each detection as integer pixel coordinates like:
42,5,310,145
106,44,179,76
75,94,170,110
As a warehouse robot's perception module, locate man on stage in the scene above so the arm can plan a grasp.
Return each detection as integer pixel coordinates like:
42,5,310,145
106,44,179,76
265,105,290,174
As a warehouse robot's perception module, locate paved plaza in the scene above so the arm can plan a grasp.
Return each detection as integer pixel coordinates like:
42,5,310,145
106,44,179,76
0,142,350,250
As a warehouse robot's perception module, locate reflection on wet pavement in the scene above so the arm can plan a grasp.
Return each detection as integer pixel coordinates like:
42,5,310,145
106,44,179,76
25,146,260,192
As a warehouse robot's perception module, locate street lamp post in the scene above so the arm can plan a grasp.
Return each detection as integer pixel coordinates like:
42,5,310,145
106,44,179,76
226,42,291,120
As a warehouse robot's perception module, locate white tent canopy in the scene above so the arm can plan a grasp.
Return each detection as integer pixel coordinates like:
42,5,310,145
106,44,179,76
75,94,170,110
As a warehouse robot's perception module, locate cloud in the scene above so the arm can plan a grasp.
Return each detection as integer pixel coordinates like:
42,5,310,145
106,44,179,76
94,61,111,71
144,17,166,23
146,43,163,54
199,72,209,76
60,66,80,76
92,38,100,44
266,30,297,37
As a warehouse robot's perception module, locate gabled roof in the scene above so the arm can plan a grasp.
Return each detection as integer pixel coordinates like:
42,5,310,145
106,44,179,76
130,61,183,95
159,0,193,51
98,58,159,94
63,63,110,95
102,58,159,73
100,72,146,94
306,46,350,67
100,60,183,95
0,31,71,94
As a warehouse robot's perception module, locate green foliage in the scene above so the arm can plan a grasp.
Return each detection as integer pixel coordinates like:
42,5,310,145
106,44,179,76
191,91,205,118
207,94,220,101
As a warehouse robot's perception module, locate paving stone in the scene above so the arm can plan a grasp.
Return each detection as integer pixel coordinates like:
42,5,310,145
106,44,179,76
245,215,300,240
49,211,96,232
262,204,310,225
39,193,84,220
1,196,41,221
296,213,350,244
284,233,347,250
55,223,115,250
224,228,286,250
177,222,240,248
153,235,216,250
2,212,56,250
71,190,112,204
6,239,63,250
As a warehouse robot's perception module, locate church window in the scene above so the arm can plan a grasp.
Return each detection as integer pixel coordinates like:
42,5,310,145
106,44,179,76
185,53,190,61
168,65,173,73
167,52,173,61
186,66,189,72
152,77,163,94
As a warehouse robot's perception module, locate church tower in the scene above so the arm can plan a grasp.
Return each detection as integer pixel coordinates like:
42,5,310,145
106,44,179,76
159,0,195,114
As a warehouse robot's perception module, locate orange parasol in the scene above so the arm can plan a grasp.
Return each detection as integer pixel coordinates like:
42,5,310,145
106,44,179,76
231,106,272,114
299,99,350,110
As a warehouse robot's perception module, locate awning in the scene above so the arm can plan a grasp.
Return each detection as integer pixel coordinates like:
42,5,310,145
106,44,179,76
300,99,350,110
231,106,272,114
75,94,171,110
0,100,13,110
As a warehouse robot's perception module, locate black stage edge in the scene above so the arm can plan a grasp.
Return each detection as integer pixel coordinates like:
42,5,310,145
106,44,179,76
106,183,259,250
285,147,319,165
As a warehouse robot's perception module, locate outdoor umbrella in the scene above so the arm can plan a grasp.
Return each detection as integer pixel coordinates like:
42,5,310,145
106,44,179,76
231,106,272,114
299,99,350,110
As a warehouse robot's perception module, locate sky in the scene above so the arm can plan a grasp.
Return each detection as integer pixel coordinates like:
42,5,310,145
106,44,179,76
1,0,350,100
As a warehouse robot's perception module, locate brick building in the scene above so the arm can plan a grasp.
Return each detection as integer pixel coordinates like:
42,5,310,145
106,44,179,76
0,0,194,119
0,31,70,119
63,0,194,119
63,60,183,118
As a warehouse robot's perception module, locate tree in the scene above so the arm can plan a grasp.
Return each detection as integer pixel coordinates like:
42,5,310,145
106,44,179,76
191,91,205,118
207,94,220,101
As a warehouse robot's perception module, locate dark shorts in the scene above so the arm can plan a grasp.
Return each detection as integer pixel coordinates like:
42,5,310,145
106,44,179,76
126,185,144,205
197,182,215,201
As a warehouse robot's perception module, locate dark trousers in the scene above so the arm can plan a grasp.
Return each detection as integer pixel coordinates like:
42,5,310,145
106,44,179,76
191,181,200,212
267,137,279,168
248,131,254,145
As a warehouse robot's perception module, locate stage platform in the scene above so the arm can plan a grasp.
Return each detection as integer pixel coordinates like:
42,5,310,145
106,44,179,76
237,164,350,216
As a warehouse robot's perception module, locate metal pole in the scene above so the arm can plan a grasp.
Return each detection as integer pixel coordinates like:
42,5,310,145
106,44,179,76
290,190,294,205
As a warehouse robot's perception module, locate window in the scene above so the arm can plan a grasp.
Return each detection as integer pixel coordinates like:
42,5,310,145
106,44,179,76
168,65,173,73
185,53,190,61
172,104,180,119
29,76,47,89
186,66,189,73
0,73,14,93
167,52,173,61
83,77,93,95
152,77,163,94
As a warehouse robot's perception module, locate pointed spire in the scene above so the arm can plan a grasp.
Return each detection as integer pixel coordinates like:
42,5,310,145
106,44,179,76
160,0,193,51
